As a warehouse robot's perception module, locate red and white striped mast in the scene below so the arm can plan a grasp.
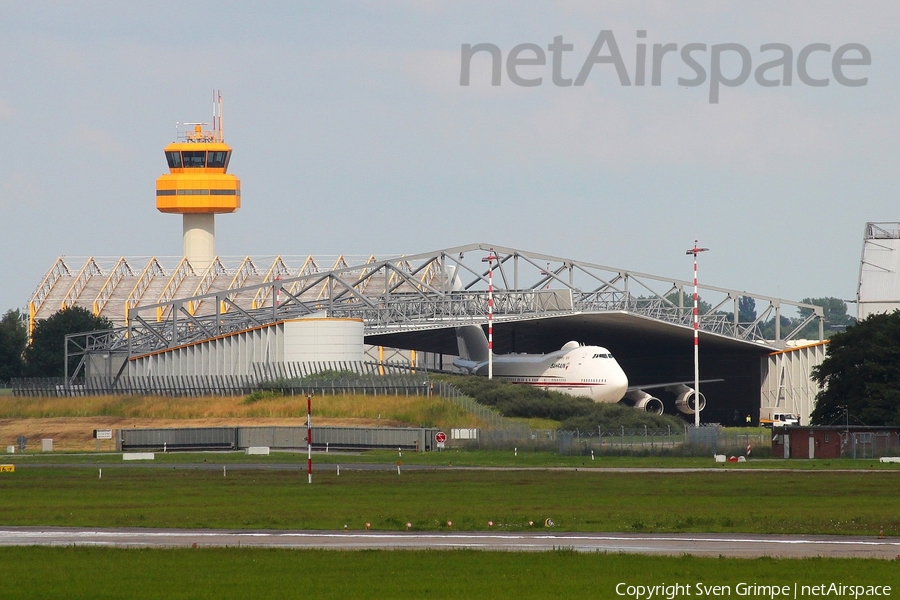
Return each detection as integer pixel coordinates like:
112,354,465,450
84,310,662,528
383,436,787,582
306,393,312,484
685,240,709,428
482,249,498,379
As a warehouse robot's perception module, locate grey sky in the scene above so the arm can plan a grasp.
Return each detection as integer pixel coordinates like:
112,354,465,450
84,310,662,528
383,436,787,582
2,1,898,314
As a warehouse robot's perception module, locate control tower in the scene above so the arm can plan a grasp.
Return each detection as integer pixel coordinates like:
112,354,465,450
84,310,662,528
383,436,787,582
156,92,240,268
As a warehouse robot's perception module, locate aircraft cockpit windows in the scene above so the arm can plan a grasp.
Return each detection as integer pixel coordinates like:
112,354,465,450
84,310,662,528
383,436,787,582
165,151,183,169
592,353,612,359
182,151,207,168
207,151,228,169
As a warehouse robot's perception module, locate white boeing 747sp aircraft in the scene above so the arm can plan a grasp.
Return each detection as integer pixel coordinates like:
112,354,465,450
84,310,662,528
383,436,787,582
453,325,706,416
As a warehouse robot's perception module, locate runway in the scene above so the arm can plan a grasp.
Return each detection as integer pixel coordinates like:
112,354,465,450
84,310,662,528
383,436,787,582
1,527,897,558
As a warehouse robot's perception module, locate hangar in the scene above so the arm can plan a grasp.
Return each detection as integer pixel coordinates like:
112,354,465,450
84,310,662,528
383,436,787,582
62,243,825,425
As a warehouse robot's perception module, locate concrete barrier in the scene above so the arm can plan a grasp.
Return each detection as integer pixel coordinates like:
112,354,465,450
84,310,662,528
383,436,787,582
246,446,270,455
879,456,900,463
714,454,726,463
41,439,53,452
5,446,14,454
123,453,155,461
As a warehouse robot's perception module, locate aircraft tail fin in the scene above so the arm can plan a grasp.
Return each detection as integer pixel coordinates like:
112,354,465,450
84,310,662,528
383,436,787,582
456,325,490,362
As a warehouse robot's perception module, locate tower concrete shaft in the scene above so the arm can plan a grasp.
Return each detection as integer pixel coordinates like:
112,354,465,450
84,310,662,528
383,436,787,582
183,213,215,269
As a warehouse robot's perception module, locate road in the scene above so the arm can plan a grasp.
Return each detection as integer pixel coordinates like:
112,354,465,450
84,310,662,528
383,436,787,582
1,527,897,558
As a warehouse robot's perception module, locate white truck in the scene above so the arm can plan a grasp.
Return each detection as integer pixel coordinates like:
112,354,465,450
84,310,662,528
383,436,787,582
760,412,800,428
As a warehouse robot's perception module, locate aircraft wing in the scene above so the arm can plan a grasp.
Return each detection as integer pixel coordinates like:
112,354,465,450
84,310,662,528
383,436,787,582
452,358,484,374
626,378,722,392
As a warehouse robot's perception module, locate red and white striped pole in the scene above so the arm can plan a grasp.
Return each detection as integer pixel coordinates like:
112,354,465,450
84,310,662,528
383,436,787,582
307,393,312,484
482,250,498,379
685,240,709,428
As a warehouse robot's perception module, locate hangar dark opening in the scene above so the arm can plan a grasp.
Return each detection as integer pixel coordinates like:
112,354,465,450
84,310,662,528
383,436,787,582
368,313,770,425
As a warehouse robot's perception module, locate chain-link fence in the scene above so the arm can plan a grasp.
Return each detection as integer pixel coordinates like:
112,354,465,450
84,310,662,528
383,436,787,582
10,373,436,398
457,424,769,456
843,431,900,459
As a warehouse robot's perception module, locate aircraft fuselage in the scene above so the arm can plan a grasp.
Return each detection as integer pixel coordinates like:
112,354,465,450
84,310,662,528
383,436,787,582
470,342,629,403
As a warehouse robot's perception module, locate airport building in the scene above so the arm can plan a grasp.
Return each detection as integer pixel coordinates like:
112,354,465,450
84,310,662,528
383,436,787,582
44,241,828,425
31,98,893,426
857,222,900,320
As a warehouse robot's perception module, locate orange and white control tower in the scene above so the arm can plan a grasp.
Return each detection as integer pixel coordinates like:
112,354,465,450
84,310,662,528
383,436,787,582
156,91,240,268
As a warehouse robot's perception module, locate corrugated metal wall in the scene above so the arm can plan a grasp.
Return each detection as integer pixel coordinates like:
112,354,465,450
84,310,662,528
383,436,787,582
121,427,238,450
760,342,826,426
120,426,440,452
128,318,365,378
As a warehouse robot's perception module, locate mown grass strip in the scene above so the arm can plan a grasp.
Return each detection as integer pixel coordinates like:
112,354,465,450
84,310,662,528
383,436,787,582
7,449,900,471
1,468,897,535
0,547,895,600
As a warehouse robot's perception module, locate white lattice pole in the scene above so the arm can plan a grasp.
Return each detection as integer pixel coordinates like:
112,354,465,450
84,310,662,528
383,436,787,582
686,240,709,427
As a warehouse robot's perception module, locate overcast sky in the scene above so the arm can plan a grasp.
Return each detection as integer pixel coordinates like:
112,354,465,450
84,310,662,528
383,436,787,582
2,1,898,314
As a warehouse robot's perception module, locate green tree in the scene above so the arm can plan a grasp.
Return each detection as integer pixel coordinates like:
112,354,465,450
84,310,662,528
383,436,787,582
793,297,856,339
23,306,113,378
810,311,900,427
758,315,793,340
0,309,28,382
798,297,855,327
665,291,712,316
738,296,757,323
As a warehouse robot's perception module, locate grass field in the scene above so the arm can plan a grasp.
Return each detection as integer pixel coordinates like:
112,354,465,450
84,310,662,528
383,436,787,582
0,393,485,426
6,448,900,470
3,395,897,598
0,393,494,450
1,547,896,600
1,466,897,535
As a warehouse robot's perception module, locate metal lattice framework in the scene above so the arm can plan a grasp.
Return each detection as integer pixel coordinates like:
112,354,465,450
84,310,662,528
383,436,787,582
66,243,824,376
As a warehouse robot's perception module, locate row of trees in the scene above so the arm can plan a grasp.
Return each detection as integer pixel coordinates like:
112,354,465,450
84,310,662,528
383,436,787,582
0,307,111,381
666,293,855,339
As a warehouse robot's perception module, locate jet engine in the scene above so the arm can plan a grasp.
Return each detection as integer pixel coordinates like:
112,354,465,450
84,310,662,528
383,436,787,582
622,390,664,415
667,384,706,415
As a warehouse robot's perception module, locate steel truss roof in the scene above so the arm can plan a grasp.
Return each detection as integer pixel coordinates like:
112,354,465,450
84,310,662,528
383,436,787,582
67,243,823,373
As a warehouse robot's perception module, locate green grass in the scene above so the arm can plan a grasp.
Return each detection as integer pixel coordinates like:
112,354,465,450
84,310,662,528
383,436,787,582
1,467,898,535
0,548,895,600
6,449,900,470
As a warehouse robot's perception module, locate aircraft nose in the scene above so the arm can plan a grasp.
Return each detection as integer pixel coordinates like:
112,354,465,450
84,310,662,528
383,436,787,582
612,364,629,396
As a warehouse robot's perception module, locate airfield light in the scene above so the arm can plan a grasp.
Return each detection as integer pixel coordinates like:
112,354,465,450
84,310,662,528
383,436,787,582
685,241,709,428
482,250,498,379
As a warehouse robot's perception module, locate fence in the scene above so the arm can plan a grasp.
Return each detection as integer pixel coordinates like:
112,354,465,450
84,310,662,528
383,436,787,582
458,425,769,456
431,380,528,433
10,370,434,398
11,376,259,397
844,431,900,459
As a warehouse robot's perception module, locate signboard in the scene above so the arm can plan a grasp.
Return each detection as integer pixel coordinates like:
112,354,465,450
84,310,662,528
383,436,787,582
93,429,113,440
435,431,446,449
0,465,14,473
